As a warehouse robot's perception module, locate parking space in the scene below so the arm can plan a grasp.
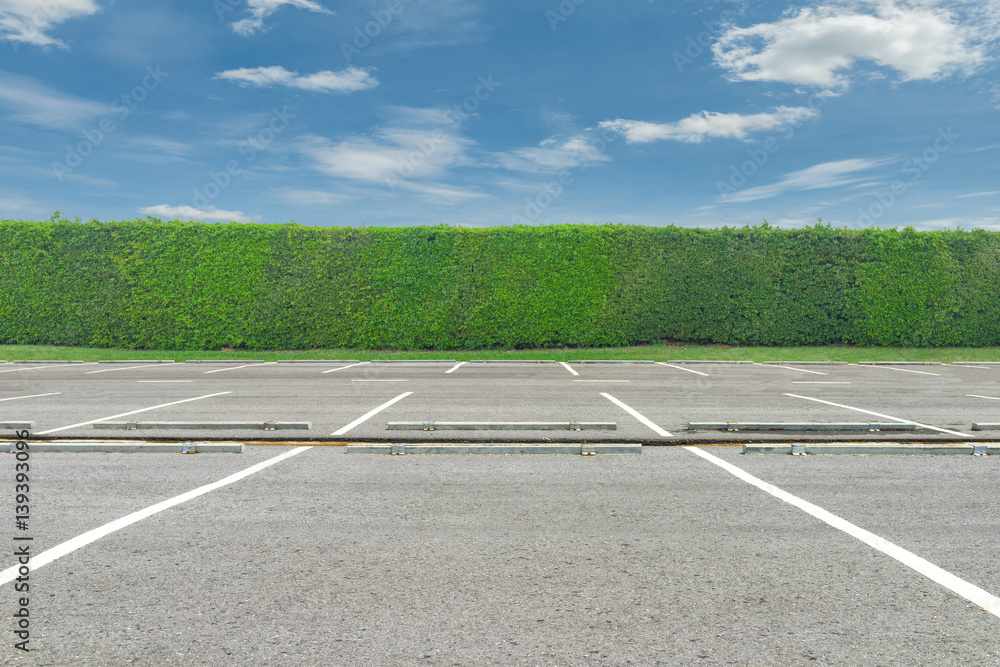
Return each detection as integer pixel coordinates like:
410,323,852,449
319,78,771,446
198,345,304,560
2,361,1000,442
0,445,996,664
2,358,999,662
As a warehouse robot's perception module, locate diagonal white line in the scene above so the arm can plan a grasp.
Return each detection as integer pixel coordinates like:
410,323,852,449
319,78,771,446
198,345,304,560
203,362,275,374
684,446,1000,620
0,446,311,588
0,392,61,402
445,362,466,374
655,362,709,377
784,394,972,438
770,365,826,376
601,393,672,437
36,393,232,435
0,363,98,374
85,365,172,375
332,392,412,436
559,362,579,376
863,365,940,376
968,394,1000,401
322,362,369,374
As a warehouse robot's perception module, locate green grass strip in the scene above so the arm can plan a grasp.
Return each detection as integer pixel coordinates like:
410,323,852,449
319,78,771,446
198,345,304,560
3,343,1000,364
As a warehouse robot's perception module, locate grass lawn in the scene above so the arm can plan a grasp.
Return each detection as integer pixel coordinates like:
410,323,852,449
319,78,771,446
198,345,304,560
3,344,1000,363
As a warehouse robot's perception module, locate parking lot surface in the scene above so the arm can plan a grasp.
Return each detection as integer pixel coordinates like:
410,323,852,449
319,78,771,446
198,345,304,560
2,360,1000,443
1,361,999,664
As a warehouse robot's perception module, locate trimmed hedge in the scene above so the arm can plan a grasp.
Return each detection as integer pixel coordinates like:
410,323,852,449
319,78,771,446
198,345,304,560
1,220,998,349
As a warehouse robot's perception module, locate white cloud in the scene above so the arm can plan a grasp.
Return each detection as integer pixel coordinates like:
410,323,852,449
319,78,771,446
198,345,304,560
713,1,985,89
0,188,48,219
231,0,333,36
721,158,889,203
908,216,1000,230
0,0,98,48
535,106,577,131
492,134,612,172
139,205,258,223
953,190,1000,199
372,0,485,52
600,106,819,144
295,108,485,203
114,136,195,164
0,148,116,186
48,171,115,187
299,135,398,183
0,71,104,129
215,66,376,93
963,142,1000,154
269,188,352,207
298,123,471,184
392,180,487,202
299,131,471,183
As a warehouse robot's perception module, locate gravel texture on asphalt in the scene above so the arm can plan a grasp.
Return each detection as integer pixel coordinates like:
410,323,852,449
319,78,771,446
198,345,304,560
1,446,997,665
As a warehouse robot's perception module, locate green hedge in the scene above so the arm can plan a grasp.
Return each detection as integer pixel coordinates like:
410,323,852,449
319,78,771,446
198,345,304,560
1,220,998,349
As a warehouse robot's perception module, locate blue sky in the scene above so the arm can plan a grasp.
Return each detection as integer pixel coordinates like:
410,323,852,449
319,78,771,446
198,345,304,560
1,0,999,230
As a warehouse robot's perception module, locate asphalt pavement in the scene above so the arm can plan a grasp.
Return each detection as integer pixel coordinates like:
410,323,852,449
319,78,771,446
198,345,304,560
0,446,997,665
1,360,999,443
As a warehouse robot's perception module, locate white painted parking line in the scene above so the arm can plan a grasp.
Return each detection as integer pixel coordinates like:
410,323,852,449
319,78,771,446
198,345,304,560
203,362,276,374
784,394,973,438
332,392,412,436
351,379,409,382
0,392,61,402
0,363,98,374
863,365,941,377
771,365,827,376
656,362,709,377
601,393,672,437
0,446,311,589
793,382,851,384
968,394,1000,401
85,364,173,375
321,362,369,374
36,392,233,435
445,362,466,374
684,446,1000,620
559,362,579,376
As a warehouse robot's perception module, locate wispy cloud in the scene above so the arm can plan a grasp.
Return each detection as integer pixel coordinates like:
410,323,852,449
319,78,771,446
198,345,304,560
376,0,485,51
0,189,48,219
139,205,258,223
953,190,1000,199
215,66,377,93
0,0,98,49
0,71,104,130
963,142,1000,154
299,132,444,183
232,0,333,37
600,107,818,144
720,158,889,203
492,134,612,172
269,188,353,207
112,136,196,164
392,180,487,202
713,1,985,90
295,106,485,203
908,216,1000,231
